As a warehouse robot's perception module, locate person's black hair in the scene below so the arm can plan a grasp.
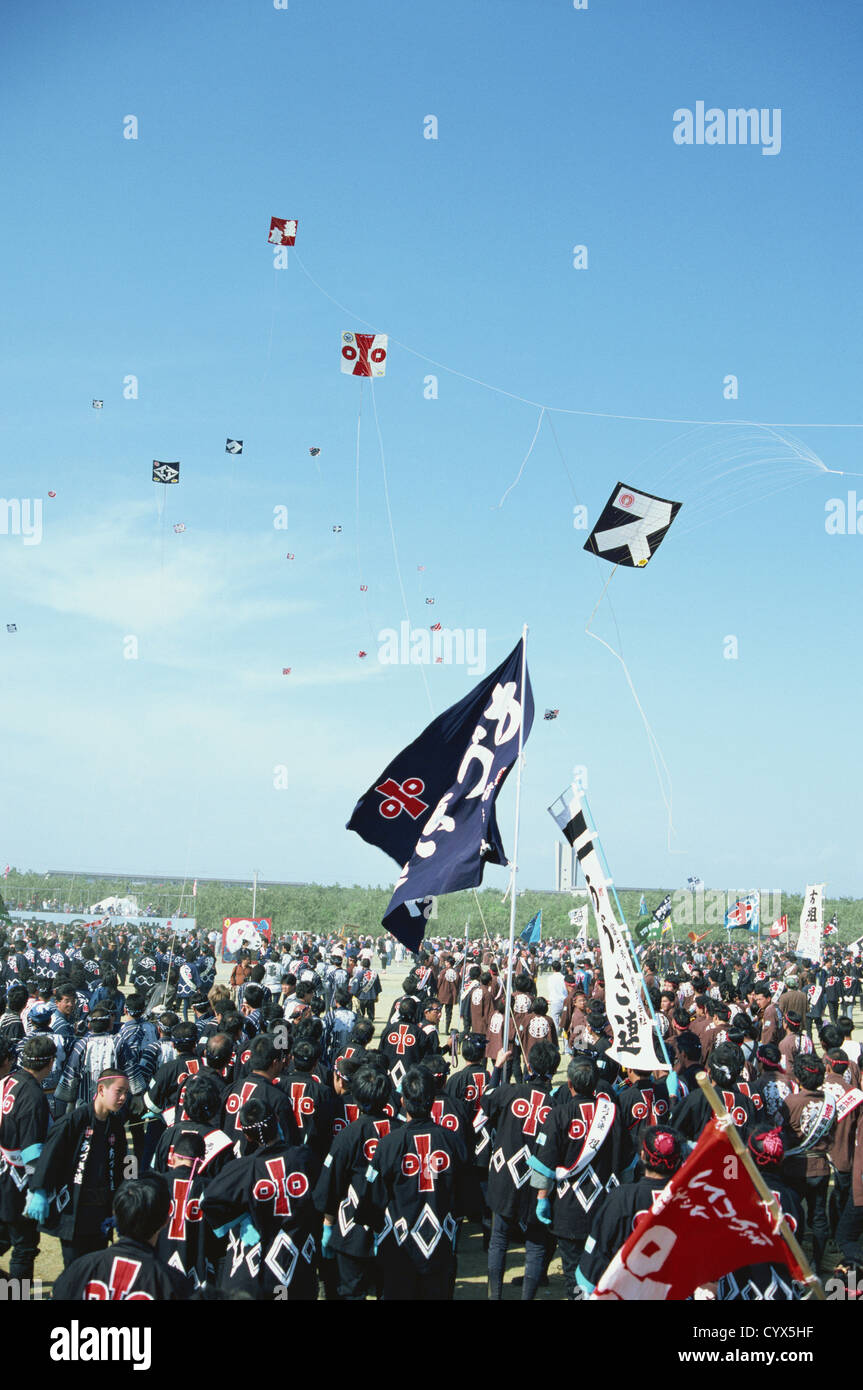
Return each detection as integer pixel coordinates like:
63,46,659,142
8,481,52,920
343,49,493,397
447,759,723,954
6,984,27,1013
398,998,418,1022
159,1010,179,1032
291,1040,316,1073
113,1175,171,1243
172,1022,198,1054
172,1131,206,1161
249,1033,281,1071
218,1010,243,1038
672,1006,691,1029
420,1053,450,1087
89,1008,113,1035
20,1034,57,1070
243,984,263,1009
352,1065,390,1114
183,1072,223,1122
818,1023,843,1051
566,1053,598,1096
333,987,351,1008
461,1035,486,1064
402,974,418,995
0,1037,11,1069
54,984,76,1002
531,997,548,1016
353,1018,375,1047
513,973,533,994
125,993,146,1017
837,1017,854,1038
401,1066,434,1119
708,1041,743,1085
793,1052,825,1090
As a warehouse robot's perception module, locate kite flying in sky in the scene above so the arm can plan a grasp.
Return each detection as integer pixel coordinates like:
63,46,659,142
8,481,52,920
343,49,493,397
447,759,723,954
226,439,243,454
584,482,681,568
268,218,297,246
341,331,387,378
309,447,321,457
92,400,103,409
153,461,180,484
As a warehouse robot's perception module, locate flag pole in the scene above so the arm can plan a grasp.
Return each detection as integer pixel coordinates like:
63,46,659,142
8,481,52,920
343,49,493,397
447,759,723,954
695,1071,824,1300
502,625,528,1061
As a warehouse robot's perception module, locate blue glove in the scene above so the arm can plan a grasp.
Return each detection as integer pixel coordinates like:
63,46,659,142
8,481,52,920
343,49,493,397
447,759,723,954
24,1190,49,1224
535,1197,552,1226
239,1215,260,1248
321,1224,334,1259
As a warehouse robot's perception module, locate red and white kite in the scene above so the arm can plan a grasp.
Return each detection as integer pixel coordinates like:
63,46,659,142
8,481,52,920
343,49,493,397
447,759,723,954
282,667,291,675
341,331,387,378
269,217,297,246
360,584,368,592
358,651,367,659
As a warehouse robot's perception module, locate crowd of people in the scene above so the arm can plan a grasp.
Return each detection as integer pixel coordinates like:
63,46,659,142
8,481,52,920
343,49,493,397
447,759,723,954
0,916,861,1301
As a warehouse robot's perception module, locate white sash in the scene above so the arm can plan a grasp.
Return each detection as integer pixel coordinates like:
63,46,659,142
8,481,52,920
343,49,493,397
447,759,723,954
555,1094,616,1181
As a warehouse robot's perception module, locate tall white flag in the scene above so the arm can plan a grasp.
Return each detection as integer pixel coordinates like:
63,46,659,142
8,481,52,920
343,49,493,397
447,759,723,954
797,883,825,960
549,787,659,1070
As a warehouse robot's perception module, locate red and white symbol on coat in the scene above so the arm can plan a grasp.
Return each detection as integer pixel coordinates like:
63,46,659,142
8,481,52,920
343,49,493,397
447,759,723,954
84,1256,152,1301
252,1155,309,1215
430,1098,460,1131
168,1176,203,1240
376,777,428,819
290,1082,315,1129
619,492,634,508
401,1132,450,1193
387,1024,415,1055
511,1089,551,1137
363,1118,391,1161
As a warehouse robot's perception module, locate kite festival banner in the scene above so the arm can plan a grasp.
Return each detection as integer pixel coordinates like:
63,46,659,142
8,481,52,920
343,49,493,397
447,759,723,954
221,917,272,961
797,884,825,960
547,787,659,1070
8,911,195,932
348,637,533,953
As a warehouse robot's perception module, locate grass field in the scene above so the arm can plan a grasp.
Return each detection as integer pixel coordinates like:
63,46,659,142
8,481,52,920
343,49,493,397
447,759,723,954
16,958,859,1301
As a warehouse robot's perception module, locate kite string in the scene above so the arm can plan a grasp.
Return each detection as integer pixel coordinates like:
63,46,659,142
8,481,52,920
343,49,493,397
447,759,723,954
354,383,377,644
494,408,546,509
369,378,435,717
584,567,679,854
292,250,863,433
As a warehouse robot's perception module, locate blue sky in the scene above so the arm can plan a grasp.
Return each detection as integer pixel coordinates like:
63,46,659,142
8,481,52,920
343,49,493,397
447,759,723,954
2,0,862,897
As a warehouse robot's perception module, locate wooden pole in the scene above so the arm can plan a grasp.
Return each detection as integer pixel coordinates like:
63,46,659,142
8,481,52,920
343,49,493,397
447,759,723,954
695,1071,825,1300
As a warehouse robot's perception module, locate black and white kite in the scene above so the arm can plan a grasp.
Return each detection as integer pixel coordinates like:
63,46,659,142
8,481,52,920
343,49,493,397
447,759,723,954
226,439,243,455
309,447,321,457
544,709,559,720
153,461,180,484
92,400,103,409
332,524,342,533
7,623,17,633
584,482,681,568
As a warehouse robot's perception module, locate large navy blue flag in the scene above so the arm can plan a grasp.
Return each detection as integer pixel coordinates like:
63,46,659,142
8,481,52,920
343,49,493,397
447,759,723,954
347,638,533,952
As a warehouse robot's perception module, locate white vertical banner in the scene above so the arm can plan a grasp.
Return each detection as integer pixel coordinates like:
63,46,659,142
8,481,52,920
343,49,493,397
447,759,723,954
549,787,658,1070
797,883,825,960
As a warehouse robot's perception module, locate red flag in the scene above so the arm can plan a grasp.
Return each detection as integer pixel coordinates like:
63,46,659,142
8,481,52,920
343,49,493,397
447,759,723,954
592,1117,806,1300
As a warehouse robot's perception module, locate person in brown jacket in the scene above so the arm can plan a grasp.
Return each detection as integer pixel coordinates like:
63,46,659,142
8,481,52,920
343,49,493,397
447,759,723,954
778,1010,813,1073
823,1049,862,1238
436,955,460,1033
229,956,252,1005
753,986,784,1047
781,1052,836,1277
776,976,808,1028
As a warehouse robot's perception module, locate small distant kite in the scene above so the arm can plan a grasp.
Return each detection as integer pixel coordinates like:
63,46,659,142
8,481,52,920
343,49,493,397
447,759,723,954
269,217,297,246
584,482,682,568
360,584,368,592
286,552,295,560
226,439,243,454
544,709,559,721
417,565,425,572
309,447,321,458
282,667,292,675
425,597,435,605
341,331,387,378
92,400,103,409
48,491,56,498
332,525,342,533
153,461,180,484
430,622,441,632
6,624,17,633
358,651,367,659
435,657,443,664
173,523,186,533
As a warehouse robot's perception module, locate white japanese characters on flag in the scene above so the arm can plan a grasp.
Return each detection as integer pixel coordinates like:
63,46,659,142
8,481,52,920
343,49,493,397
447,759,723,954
550,788,658,1070
569,905,589,937
797,883,825,960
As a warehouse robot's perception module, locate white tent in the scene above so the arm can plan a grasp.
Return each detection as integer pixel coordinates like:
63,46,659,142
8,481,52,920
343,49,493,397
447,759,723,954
89,894,139,916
